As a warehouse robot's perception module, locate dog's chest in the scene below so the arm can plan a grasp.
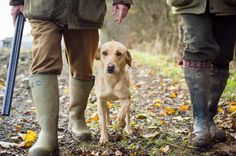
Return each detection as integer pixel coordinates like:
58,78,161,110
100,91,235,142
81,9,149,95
100,77,130,100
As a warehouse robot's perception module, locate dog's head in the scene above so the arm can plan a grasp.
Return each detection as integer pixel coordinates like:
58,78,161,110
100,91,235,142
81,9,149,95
96,41,132,74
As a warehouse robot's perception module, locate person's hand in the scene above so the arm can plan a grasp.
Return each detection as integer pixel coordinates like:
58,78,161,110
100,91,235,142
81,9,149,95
112,4,129,24
11,5,24,25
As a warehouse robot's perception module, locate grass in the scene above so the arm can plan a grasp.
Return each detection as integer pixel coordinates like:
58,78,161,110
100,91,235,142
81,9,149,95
131,50,236,101
131,50,183,77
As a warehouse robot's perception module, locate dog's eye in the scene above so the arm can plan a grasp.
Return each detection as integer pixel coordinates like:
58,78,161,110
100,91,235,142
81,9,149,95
116,51,122,56
102,51,108,56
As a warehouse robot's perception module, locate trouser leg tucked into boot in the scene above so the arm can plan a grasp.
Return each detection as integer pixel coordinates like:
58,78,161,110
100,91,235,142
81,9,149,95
29,74,59,156
183,60,212,148
68,76,94,141
208,68,229,142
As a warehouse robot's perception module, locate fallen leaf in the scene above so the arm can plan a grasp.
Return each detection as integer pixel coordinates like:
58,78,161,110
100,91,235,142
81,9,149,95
159,120,165,125
229,105,236,113
230,101,236,105
18,130,37,148
165,107,176,115
153,103,161,107
25,130,37,141
18,141,33,148
178,104,190,112
136,114,147,119
106,101,113,109
160,145,169,154
218,106,224,113
86,113,99,123
169,93,177,98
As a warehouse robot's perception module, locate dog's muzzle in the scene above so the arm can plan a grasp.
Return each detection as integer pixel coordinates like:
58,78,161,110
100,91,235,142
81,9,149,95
107,64,115,74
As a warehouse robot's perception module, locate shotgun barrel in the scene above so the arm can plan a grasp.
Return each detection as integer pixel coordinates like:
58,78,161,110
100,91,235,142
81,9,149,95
1,13,25,116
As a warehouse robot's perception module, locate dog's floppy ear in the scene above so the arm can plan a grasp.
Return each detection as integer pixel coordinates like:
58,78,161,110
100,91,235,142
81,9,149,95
95,47,101,60
126,50,132,67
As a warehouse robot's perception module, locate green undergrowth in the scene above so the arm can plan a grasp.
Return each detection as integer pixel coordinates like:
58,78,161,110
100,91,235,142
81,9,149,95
131,50,236,101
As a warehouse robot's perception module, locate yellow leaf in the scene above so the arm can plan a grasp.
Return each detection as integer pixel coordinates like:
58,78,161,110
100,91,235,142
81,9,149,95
218,107,224,113
169,93,177,98
230,101,236,106
63,87,69,95
165,107,176,115
179,104,190,112
86,113,99,123
25,130,37,142
229,105,236,113
136,114,147,119
153,99,162,103
153,103,161,107
106,101,113,109
18,141,33,148
159,120,165,125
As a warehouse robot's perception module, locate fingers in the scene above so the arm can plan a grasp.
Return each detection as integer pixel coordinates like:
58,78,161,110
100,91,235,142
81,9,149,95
112,5,118,16
113,4,129,24
11,7,17,25
11,5,24,25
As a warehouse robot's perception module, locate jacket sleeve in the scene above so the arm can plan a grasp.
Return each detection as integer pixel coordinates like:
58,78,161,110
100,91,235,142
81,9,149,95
9,0,24,6
113,0,133,9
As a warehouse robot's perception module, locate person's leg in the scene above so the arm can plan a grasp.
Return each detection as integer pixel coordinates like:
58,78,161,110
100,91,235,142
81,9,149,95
63,28,99,141
208,15,236,142
29,19,63,155
181,13,219,148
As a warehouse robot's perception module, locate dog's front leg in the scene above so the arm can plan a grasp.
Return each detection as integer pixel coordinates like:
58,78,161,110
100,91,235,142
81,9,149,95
97,99,109,144
117,99,132,133
124,99,132,134
105,104,110,125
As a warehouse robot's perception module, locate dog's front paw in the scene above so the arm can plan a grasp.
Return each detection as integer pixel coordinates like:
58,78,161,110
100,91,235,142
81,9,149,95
99,136,109,144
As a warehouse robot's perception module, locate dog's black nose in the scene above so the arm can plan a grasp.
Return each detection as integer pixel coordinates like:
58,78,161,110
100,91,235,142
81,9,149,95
107,64,115,74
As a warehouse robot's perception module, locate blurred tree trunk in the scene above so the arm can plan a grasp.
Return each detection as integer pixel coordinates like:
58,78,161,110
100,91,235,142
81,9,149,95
101,0,184,57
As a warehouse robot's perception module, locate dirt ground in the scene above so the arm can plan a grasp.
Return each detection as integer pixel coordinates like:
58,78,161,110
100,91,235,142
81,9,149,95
0,51,235,156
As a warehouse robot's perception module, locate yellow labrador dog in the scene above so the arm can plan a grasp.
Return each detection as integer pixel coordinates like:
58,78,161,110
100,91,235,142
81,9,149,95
95,41,132,144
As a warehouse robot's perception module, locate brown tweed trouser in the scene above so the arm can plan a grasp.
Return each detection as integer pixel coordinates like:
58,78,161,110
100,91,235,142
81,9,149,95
30,19,99,80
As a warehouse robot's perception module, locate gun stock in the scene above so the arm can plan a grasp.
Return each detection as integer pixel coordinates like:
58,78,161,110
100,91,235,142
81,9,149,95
1,13,25,116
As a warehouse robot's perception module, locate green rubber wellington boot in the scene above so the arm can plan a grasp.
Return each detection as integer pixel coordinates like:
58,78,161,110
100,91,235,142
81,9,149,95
68,76,94,141
208,68,229,142
29,74,59,156
183,60,213,148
